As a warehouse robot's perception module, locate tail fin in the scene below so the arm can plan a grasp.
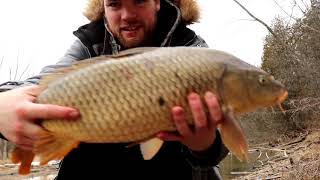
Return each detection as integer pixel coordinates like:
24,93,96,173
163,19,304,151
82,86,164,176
34,131,79,166
219,111,249,162
11,147,35,175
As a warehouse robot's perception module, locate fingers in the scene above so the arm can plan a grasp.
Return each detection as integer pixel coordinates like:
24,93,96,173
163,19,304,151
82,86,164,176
17,136,34,146
15,85,44,97
16,143,33,151
204,92,222,127
24,85,45,96
171,107,192,137
22,121,48,140
15,135,34,151
156,132,182,142
18,85,79,121
10,120,46,147
10,134,34,151
188,93,207,130
157,106,194,142
20,102,80,121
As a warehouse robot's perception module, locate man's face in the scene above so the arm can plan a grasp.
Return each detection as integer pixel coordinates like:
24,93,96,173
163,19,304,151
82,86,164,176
104,0,160,49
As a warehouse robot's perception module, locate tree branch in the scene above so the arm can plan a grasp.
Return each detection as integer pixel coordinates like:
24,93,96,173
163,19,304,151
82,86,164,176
13,50,19,81
0,56,3,71
293,0,307,14
273,0,320,34
18,63,30,81
272,0,297,27
232,0,278,39
299,0,309,10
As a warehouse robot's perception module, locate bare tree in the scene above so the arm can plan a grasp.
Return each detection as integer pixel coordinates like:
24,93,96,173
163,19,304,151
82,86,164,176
13,50,20,81
0,53,32,161
231,0,278,38
0,56,3,70
261,0,320,130
272,0,320,33
233,0,320,145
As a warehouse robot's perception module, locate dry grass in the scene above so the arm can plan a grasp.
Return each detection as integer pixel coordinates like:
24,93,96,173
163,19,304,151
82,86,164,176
234,130,320,180
0,160,58,180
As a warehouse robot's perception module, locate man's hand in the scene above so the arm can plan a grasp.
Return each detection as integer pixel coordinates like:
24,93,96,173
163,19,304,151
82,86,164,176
0,85,80,151
157,92,222,152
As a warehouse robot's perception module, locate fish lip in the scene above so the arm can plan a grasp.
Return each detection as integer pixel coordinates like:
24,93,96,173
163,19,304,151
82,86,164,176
275,90,288,113
277,90,288,103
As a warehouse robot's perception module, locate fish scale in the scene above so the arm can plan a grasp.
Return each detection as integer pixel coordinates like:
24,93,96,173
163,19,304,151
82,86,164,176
11,47,288,175
40,49,224,141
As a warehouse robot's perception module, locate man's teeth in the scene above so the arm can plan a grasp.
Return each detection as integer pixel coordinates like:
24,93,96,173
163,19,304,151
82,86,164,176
124,27,138,31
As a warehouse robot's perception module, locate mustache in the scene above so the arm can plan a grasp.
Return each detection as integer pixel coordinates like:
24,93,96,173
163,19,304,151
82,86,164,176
120,21,142,28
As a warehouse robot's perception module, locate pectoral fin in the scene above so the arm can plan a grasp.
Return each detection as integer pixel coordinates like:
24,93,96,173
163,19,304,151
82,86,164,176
11,147,35,175
219,109,249,162
140,138,164,160
34,131,79,166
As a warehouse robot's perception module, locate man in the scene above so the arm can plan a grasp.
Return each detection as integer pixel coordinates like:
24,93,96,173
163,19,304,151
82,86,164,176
0,0,229,179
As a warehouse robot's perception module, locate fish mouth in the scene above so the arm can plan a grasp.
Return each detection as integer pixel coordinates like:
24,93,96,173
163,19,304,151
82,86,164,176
276,90,288,113
277,90,288,103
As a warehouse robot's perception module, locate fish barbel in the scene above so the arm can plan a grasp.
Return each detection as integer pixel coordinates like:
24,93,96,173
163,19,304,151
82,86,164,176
11,47,288,174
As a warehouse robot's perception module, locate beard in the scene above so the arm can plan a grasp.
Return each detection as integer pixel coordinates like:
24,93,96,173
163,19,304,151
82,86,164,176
107,10,158,49
116,22,156,49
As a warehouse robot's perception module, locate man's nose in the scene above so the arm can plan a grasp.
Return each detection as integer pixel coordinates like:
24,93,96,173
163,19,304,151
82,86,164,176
121,7,137,20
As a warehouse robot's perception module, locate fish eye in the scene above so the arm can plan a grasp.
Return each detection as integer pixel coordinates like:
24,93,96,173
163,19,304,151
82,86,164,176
259,75,266,84
268,75,275,81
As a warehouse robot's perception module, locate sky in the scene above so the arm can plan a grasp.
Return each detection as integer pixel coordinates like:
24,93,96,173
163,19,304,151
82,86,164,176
0,0,307,84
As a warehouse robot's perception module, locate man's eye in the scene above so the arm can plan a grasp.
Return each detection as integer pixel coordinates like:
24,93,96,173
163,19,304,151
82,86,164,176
106,2,120,8
135,0,146,5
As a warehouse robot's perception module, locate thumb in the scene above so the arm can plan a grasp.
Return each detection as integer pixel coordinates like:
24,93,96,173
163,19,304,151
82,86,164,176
23,102,80,121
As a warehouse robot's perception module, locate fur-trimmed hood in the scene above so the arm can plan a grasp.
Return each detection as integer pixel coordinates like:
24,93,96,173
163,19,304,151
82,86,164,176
83,0,200,25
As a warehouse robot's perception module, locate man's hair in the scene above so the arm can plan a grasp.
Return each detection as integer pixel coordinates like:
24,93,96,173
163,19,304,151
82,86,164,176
83,0,200,24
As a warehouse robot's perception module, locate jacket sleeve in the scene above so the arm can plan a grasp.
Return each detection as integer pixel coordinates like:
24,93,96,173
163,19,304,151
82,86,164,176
0,39,90,93
181,130,229,167
185,34,209,48
181,35,230,168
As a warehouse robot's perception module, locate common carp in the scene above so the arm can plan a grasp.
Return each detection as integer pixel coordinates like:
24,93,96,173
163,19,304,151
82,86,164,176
11,47,288,174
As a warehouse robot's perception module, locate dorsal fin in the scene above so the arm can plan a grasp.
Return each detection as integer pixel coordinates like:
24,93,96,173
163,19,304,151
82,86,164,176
116,47,159,56
38,57,107,88
38,47,160,88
